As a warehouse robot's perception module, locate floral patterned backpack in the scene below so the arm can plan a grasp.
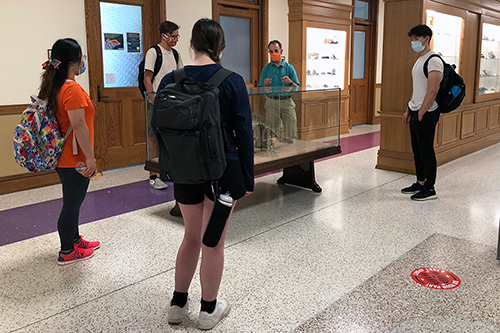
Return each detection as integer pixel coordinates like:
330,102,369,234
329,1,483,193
13,95,74,172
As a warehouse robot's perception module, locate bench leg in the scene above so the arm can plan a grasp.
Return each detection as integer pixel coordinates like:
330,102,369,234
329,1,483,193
277,161,322,192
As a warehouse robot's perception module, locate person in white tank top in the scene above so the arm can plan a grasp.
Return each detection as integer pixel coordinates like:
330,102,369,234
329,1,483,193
401,24,443,201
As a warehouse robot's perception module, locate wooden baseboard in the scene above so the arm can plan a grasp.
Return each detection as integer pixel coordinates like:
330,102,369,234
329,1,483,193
0,171,60,195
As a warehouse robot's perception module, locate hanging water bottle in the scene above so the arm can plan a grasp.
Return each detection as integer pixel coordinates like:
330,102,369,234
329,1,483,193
202,192,233,247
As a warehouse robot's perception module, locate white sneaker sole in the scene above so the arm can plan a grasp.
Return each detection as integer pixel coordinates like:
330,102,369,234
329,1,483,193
411,194,438,201
199,303,231,330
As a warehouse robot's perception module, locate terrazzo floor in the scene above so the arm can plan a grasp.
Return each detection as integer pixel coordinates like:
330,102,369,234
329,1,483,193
1,124,500,333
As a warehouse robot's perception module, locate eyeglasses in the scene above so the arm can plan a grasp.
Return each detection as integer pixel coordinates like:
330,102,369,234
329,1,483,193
82,54,87,62
166,34,180,40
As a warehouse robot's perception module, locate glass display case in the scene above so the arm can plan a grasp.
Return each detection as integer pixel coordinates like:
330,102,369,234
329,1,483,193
478,23,500,96
426,10,464,73
305,27,346,90
145,87,341,192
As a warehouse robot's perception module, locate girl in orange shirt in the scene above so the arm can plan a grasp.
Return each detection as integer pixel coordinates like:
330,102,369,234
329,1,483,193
38,38,100,265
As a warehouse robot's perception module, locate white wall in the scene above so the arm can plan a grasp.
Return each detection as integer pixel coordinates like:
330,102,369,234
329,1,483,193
269,0,290,60
0,0,89,105
165,0,212,63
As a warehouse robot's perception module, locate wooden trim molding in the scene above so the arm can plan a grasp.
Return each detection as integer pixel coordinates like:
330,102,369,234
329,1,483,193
0,104,29,116
0,171,60,195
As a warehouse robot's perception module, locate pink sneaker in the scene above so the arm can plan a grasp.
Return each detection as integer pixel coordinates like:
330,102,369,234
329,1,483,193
58,247,94,265
74,235,100,250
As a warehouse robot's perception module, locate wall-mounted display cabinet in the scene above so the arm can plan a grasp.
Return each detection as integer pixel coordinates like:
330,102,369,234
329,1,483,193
478,20,500,101
377,0,500,175
305,27,346,90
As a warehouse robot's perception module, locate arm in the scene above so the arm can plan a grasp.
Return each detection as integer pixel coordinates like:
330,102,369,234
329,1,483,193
67,108,97,177
418,70,441,121
144,70,155,103
231,77,255,192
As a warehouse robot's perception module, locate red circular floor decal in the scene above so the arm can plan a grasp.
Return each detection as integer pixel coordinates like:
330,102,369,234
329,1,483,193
411,267,461,290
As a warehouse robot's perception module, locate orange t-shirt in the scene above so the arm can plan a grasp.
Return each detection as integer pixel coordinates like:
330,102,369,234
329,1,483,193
55,79,96,168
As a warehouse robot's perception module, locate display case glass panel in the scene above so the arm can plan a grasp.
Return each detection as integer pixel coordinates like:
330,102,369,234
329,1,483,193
478,23,500,95
426,10,463,73
306,28,346,90
145,87,341,166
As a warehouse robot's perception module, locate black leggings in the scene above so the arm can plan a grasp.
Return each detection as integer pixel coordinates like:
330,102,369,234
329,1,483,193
56,168,90,251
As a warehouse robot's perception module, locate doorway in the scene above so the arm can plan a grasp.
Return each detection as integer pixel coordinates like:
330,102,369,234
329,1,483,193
350,0,377,126
84,0,164,171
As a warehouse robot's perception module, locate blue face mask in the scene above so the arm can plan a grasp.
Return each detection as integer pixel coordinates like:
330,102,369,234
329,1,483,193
79,61,87,75
411,41,425,53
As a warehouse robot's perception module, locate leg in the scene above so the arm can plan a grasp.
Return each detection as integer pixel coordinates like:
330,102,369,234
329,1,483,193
56,168,90,252
281,98,298,140
174,201,206,293
415,111,440,189
265,98,281,137
199,196,236,301
409,111,426,184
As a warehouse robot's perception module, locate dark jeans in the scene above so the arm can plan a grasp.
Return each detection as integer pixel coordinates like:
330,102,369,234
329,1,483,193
409,109,440,189
56,168,90,251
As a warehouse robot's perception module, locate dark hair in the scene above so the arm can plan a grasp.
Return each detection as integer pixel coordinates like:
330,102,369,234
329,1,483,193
159,21,180,35
191,18,225,65
408,24,433,41
38,38,82,111
268,40,282,50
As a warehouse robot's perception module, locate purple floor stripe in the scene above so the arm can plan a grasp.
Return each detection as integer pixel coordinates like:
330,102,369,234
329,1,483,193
0,181,174,247
0,131,379,247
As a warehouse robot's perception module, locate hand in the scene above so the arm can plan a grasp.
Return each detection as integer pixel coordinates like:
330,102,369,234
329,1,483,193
281,86,293,93
264,78,272,86
83,157,98,178
402,110,410,125
418,109,426,121
245,191,252,196
264,86,272,93
148,94,155,105
281,76,293,84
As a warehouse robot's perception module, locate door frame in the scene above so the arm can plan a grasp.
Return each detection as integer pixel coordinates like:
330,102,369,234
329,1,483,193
84,0,165,169
213,0,269,87
350,0,378,125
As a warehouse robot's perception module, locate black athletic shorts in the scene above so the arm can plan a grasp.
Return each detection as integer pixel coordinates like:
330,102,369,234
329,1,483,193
174,159,247,205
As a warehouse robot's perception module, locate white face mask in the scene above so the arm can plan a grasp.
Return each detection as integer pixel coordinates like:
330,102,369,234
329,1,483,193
411,41,425,52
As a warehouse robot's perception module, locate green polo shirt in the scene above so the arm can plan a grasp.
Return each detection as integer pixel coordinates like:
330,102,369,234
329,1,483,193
259,60,300,88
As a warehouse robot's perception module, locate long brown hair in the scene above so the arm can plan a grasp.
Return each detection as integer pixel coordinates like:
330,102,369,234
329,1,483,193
191,19,226,65
38,38,82,111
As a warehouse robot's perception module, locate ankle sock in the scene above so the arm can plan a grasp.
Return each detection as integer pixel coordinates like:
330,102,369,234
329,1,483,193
150,174,157,180
171,291,188,308
201,298,217,314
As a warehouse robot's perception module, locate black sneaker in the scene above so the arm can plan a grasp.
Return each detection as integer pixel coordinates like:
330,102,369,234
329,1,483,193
401,182,425,194
411,188,438,201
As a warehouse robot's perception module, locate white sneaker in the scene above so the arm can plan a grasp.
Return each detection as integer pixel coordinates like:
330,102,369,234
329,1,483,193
198,298,230,330
150,177,168,190
167,301,188,324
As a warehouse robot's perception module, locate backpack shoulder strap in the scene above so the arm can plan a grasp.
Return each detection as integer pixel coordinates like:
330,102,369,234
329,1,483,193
423,54,444,78
207,68,233,88
173,68,187,83
172,48,179,67
152,45,163,77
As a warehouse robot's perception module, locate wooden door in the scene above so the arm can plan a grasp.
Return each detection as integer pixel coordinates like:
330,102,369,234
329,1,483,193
351,25,371,125
215,5,260,88
84,0,162,171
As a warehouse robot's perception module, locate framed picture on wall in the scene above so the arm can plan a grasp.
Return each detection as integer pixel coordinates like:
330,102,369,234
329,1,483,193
104,33,124,50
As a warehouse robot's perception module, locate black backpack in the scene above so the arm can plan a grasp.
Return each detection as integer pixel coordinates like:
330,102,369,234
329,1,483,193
423,54,465,113
153,68,232,184
138,45,179,95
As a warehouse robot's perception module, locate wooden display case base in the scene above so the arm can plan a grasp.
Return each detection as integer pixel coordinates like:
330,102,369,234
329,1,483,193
145,139,341,214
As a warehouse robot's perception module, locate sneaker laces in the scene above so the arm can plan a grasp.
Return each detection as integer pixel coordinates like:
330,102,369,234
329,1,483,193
76,236,89,247
71,247,86,257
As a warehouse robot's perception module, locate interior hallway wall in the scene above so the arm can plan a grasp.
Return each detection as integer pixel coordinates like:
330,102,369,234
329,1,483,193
0,0,290,179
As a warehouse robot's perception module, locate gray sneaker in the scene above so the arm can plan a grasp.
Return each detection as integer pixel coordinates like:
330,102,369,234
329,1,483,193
167,301,188,324
150,177,168,190
198,298,230,330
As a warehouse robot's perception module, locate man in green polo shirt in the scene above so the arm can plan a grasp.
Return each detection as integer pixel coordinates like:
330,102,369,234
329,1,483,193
259,40,300,142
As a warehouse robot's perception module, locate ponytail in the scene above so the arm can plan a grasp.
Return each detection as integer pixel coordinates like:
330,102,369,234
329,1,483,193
191,19,225,65
38,38,82,111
